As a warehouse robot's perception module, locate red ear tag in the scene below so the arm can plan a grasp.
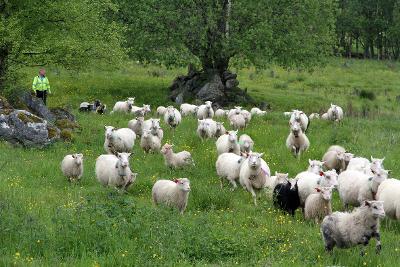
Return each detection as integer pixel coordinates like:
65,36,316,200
319,171,324,177
174,179,179,183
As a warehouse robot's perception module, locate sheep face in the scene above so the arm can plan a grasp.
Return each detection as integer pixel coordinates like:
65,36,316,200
175,178,191,192
166,107,176,123
136,117,144,124
248,152,264,169
117,152,131,168
205,101,212,108
372,168,388,184
72,153,83,166
290,121,302,137
142,130,151,139
227,130,238,143
150,119,160,130
363,201,385,219
308,159,324,174
233,106,242,115
127,97,135,105
275,172,289,184
315,186,333,201
319,170,338,188
292,110,304,122
142,104,151,113
344,153,354,163
370,157,385,173
161,143,173,154
216,122,224,132
104,126,115,139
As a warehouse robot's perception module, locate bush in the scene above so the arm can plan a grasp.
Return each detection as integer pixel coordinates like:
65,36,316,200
358,90,376,100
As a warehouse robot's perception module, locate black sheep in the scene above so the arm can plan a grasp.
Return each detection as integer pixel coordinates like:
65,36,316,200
273,181,301,216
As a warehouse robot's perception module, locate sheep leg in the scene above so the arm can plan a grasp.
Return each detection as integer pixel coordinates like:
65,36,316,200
359,236,370,256
220,178,224,189
373,232,382,254
248,187,257,206
229,179,237,191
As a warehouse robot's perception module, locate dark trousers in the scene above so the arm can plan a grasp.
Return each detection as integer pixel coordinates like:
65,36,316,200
36,90,47,105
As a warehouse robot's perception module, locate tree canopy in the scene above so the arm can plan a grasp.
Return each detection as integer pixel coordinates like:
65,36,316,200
117,0,337,73
0,0,125,88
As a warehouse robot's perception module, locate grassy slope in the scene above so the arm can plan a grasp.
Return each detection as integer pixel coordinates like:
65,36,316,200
0,59,400,266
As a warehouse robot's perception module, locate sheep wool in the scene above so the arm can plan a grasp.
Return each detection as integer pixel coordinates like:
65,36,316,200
61,153,83,182
377,178,400,220
152,178,191,214
304,186,333,223
216,152,246,189
216,130,240,155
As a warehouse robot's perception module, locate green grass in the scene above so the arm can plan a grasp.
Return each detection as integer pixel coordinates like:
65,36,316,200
1,58,400,266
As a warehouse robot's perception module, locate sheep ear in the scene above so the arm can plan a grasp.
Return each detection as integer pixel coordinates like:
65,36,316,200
370,156,374,161
235,130,238,134
275,171,278,176
72,154,76,158
308,159,312,165
364,200,371,207
259,153,264,158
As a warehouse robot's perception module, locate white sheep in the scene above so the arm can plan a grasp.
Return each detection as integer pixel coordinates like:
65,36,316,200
128,116,144,137
292,159,325,185
140,129,161,153
131,104,151,116
196,119,217,140
216,152,247,190
161,143,194,169
304,186,333,223
327,103,344,122
239,134,254,153
377,178,400,220
143,118,163,140
250,107,266,116
296,170,338,206
347,156,384,175
95,152,136,190
229,114,246,130
239,152,271,205
309,113,320,120
164,106,182,129
338,169,388,208
228,106,242,118
111,97,135,113
152,178,191,214
61,153,83,182
216,130,240,155
286,121,310,158
321,113,329,120
289,110,309,132
215,109,227,118
322,150,345,172
241,109,252,125
180,103,198,116
321,200,385,255
267,172,290,191
196,101,214,119
215,122,226,138
104,126,136,154
327,145,346,153
156,106,167,116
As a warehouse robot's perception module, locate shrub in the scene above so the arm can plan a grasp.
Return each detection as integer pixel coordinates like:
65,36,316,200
358,90,376,100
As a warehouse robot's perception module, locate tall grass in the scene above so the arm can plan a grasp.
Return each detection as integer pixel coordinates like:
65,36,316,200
0,58,399,266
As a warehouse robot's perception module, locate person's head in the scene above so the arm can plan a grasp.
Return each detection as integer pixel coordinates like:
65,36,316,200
39,69,46,77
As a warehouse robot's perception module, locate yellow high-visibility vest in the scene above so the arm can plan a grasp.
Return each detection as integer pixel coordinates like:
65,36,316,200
32,76,51,93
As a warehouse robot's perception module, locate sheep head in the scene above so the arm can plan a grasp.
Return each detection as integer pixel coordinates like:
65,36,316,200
248,152,264,169
72,153,83,166
315,186,333,201
363,201,385,219
175,178,191,192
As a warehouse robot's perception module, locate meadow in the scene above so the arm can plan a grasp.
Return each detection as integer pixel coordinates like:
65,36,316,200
0,58,400,266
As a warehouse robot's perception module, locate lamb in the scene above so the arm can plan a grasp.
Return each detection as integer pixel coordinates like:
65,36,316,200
239,134,254,153
309,113,320,120
164,106,182,129
131,104,151,117
273,180,300,216
321,200,385,255
161,143,194,169
304,186,333,223
216,130,240,155
140,129,161,153
268,172,290,191
215,109,227,118
152,178,191,214
250,107,266,116
111,97,135,113
196,101,214,119
128,116,145,137
327,103,344,122
286,121,310,158
337,169,388,208
104,126,136,154
143,118,163,139
180,103,198,116
95,152,137,190
239,152,271,205
376,178,400,220
289,110,309,132
241,109,252,125
216,152,247,190
196,119,217,140
61,153,83,182
215,122,226,138
296,170,338,206
229,114,246,130
156,106,167,116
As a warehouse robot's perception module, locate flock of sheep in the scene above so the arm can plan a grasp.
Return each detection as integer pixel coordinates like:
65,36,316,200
60,97,399,256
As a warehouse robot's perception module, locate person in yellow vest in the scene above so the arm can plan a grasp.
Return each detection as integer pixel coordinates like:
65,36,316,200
32,68,51,105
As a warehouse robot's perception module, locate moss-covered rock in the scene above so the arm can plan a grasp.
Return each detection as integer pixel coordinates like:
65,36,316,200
55,119,80,130
60,129,74,141
47,125,60,140
0,95,13,110
17,112,43,124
